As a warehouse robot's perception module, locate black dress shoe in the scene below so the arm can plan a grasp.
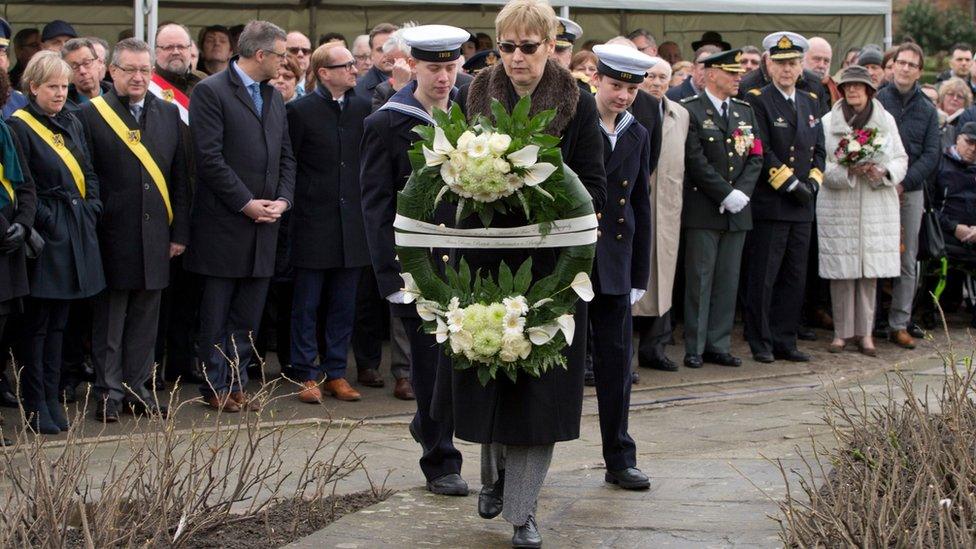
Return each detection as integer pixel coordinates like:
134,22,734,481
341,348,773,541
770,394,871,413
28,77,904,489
907,323,925,339
512,515,542,548
752,351,775,363
702,352,742,367
796,326,818,341
478,471,504,519
94,398,121,423
683,354,703,368
0,389,19,408
642,356,679,371
426,473,469,496
774,349,811,362
605,467,650,490
583,368,595,386
357,368,386,388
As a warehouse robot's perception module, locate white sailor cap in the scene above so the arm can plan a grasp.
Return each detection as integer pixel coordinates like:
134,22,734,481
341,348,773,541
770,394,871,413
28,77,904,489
762,32,809,60
401,25,471,62
593,43,656,83
556,17,583,48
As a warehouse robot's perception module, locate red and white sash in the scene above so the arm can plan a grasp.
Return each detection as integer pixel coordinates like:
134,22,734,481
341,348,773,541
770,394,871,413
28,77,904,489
148,73,190,125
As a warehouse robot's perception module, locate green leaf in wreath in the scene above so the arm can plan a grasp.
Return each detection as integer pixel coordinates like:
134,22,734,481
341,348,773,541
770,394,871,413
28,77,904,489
527,273,559,304
527,109,556,134
413,125,434,141
512,95,532,125
450,103,467,127
503,366,518,384
498,261,514,294
458,258,472,292
532,134,561,149
444,262,461,292
477,207,494,228
514,258,533,295
477,366,492,386
490,99,511,130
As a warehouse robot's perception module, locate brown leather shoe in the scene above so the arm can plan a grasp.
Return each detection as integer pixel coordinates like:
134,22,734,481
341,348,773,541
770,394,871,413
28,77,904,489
230,391,261,411
889,329,916,349
298,380,322,404
393,378,415,400
206,394,240,413
323,378,361,401
357,369,385,388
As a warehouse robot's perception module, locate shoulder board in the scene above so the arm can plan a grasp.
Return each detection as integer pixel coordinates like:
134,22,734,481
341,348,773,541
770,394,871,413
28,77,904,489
680,95,699,104
747,88,762,96
731,97,752,106
808,91,818,100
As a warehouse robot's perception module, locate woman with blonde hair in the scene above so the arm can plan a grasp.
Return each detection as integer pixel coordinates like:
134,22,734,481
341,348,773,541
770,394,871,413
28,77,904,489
669,60,692,88
937,77,973,147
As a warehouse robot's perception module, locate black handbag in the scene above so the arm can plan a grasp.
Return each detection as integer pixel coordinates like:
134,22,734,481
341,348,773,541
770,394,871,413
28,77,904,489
917,183,945,261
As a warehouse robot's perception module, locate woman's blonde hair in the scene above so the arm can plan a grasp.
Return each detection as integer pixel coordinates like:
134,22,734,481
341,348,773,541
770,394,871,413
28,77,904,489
671,60,692,74
495,0,558,42
938,77,973,109
21,50,71,95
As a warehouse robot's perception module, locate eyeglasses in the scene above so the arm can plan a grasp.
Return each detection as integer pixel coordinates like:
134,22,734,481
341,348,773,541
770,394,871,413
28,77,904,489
353,54,369,61
287,46,312,56
69,57,98,71
498,41,545,55
324,60,356,70
157,44,190,52
894,59,921,70
262,49,288,59
113,65,152,76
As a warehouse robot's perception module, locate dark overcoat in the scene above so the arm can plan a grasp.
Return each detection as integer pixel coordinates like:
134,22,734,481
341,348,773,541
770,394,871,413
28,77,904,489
286,88,370,270
184,61,296,278
8,102,105,299
446,60,607,445
594,112,652,295
0,126,36,307
353,66,388,102
666,75,698,102
78,91,189,290
628,89,662,178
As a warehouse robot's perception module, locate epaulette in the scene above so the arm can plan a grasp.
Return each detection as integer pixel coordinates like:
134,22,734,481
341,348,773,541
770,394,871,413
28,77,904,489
808,91,818,100
747,88,762,96
731,97,752,106
680,95,699,104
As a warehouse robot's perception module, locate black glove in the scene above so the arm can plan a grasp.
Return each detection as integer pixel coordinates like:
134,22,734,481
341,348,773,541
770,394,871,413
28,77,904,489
785,178,813,206
0,222,25,253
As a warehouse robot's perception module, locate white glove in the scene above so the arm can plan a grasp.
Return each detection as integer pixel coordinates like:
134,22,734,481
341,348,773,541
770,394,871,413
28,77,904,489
630,288,646,305
386,291,408,304
720,189,750,214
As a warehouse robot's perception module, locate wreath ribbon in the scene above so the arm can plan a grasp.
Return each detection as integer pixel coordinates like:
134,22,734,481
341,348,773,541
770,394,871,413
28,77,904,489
394,213,598,248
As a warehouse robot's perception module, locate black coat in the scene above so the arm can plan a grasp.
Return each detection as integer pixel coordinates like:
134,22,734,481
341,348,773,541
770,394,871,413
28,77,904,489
628,90,662,183
353,66,388,102
8,102,105,299
448,60,607,445
594,112,652,295
666,75,698,102
876,83,941,193
740,67,831,117
0,126,36,306
287,89,370,270
78,91,190,290
185,61,296,278
933,148,976,243
680,94,763,232
746,84,826,223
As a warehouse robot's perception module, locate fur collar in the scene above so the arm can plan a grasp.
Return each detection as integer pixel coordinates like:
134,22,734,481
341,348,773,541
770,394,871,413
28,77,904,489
466,59,579,136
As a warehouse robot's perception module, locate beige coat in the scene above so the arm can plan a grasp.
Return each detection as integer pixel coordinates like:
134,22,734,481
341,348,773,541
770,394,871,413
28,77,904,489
817,98,907,280
634,97,689,317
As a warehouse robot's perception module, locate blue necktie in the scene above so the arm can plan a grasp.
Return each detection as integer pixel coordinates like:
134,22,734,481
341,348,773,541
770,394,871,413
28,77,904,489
130,104,142,122
248,82,263,114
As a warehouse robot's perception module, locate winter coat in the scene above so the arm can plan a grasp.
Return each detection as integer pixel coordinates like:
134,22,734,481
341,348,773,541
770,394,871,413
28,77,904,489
817,99,906,280
0,126,35,307
932,147,976,247
875,83,941,193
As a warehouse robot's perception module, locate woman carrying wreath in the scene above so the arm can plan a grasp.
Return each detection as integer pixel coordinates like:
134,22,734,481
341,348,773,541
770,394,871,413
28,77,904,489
449,0,606,545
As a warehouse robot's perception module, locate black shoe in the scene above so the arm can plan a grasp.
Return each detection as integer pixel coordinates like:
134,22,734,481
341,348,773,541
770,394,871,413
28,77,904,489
26,404,60,434
642,356,679,372
907,323,925,339
125,399,169,418
774,349,811,362
702,352,742,367
478,471,504,519
512,515,542,548
605,467,650,490
426,473,469,496
752,351,775,363
146,370,166,393
583,369,595,387
46,400,70,431
94,398,121,423
630,371,639,384
0,389,18,408
796,326,817,341
683,354,702,368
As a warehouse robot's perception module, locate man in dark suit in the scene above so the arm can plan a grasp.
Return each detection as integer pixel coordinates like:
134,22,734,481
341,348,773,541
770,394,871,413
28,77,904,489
667,45,719,102
681,49,763,369
589,43,653,490
353,23,397,101
286,44,371,404
743,33,825,364
79,38,190,421
186,20,295,412
360,25,468,497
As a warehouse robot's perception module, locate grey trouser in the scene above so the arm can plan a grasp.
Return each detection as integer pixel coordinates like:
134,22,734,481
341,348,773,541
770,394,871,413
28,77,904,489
890,190,923,331
683,228,747,355
92,288,162,402
481,443,554,526
830,278,877,339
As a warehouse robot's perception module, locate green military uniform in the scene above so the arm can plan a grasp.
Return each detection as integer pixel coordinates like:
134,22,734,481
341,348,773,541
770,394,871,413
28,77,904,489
680,49,763,365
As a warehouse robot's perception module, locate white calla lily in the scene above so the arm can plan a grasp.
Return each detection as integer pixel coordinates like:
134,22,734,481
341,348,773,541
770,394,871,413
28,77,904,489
415,299,441,322
434,318,449,343
400,272,420,304
423,145,447,167
507,144,540,168
555,314,576,344
527,324,559,345
570,272,594,302
522,162,557,187
433,126,454,155
531,298,553,308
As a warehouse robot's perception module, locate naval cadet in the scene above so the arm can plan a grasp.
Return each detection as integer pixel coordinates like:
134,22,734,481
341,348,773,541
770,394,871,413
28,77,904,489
742,32,825,364
589,43,653,490
359,24,467,497
680,49,763,369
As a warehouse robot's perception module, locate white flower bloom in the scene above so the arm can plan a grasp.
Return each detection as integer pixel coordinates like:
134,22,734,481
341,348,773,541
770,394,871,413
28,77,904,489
456,130,475,152
499,348,518,362
847,141,861,153
503,312,526,334
527,324,559,345
440,162,460,185
555,314,576,344
400,272,420,303
434,318,449,343
467,133,490,158
415,299,441,321
433,126,454,155
522,162,557,187
445,302,465,333
570,272,594,302
450,330,473,354
493,158,511,174
531,298,553,308
503,296,529,315
488,133,512,155
449,150,467,170
423,145,447,167
507,144,540,168
502,333,532,359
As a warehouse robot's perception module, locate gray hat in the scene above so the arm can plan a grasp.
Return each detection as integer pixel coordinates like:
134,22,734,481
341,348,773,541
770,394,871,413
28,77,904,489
857,45,883,67
837,65,877,91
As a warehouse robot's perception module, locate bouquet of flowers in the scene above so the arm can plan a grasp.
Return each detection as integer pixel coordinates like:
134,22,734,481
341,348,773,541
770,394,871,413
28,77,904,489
834,127,884,167
395,97,596,385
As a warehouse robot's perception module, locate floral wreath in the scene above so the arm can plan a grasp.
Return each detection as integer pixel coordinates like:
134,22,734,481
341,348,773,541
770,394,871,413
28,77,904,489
394,97,597,385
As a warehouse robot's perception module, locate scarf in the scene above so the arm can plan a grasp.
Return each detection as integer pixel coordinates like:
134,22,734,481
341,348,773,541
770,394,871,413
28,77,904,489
841,98,874,130
0,119,25,209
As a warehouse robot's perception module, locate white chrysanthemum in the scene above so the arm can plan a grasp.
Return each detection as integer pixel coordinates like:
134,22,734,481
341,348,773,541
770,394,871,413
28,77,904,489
503,312,526,335
450,330,473,354
467,133,490,158
503,296,529,316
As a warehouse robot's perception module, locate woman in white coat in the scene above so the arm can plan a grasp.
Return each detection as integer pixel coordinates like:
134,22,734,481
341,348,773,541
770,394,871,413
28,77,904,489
818,65,908,355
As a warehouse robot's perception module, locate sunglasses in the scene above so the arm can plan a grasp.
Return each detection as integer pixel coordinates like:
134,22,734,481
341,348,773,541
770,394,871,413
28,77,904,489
498,41,545,55
287,46,312,56
325,60,356,70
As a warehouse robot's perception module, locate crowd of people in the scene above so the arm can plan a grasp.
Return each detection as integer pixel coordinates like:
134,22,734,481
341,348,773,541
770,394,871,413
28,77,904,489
0,1,970,545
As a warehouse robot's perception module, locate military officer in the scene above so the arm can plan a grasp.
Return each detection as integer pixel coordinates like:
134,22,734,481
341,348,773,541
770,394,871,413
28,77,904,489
551,17,583,69
739,41,831,117
742,32,826,364
360,24,467,497
589,43,653,490
680,49,763,368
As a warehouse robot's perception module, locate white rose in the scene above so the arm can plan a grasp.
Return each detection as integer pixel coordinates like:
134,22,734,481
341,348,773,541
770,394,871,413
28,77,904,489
501,333,532,360
467,134,490,158
847,141,862,153
493,158,511,174
488,133,512,155
499,347,519,362
450,330,474,354
456,131,475,152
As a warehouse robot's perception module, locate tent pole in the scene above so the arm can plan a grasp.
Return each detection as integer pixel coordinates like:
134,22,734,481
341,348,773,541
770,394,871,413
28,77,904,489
884,7,892,48
308,2,317,44
148,0,158,50
134,0,144,42
559,5,568,19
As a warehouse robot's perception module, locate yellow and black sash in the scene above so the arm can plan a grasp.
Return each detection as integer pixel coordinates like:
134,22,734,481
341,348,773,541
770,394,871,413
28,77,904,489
0,165,14,206
90,96,173,224
12,109,86,198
